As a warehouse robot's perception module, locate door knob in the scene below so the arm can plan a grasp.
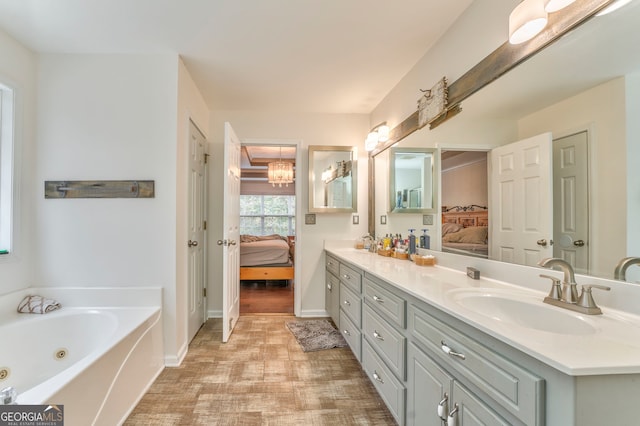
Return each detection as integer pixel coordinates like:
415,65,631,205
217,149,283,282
188,240,198,247
537,239,547,247
574,239,585,247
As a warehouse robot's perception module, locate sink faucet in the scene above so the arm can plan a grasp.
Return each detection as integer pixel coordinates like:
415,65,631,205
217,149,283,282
614,257,640,281
538,257,610,315
538,257,578,303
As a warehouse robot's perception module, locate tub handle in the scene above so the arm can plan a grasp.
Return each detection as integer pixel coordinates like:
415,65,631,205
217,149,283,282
0,387,17,405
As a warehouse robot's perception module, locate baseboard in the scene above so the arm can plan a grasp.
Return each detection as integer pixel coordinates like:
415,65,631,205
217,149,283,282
207,309,222,319
164,341,188,367
298,309,330,318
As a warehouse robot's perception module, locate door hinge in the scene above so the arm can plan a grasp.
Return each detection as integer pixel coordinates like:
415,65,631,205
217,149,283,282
204,153,209,164
203,220,207,230
203,287,207,297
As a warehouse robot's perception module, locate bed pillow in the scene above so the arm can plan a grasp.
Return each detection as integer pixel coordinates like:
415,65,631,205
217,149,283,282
442,226,488,244
442,222,464,236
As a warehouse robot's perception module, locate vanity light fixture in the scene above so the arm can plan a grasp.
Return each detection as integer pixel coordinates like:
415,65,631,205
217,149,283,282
545,0,577,12
365,122,390,152
267,146,294,187
509,0,548,44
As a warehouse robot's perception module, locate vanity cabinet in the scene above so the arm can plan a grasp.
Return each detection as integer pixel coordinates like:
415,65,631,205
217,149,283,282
407,343,510,426
325,253,364,361
325,254,340,326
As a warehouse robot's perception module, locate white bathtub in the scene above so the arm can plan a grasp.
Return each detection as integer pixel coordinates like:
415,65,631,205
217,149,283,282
0,287,164,426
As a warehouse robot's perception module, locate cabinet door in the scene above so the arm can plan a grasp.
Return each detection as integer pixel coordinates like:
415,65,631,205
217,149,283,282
407,343,453,426
452,382,511,426
325,272,340,326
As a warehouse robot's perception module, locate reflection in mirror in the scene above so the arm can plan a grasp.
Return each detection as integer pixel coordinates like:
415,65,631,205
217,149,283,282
389,148,436,213
308,145,357,213
370,1,640,282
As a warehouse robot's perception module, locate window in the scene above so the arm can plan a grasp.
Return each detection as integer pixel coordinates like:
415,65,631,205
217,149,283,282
240,195,295,236
0,83,14,255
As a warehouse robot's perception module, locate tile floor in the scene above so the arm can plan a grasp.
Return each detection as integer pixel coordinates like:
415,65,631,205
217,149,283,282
125,316,396,425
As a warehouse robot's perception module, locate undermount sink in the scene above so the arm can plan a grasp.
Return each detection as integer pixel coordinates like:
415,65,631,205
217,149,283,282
447,288,597,335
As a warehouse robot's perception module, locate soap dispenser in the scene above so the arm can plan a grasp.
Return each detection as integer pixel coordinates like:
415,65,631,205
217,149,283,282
420,228,430,249
408,229,417,255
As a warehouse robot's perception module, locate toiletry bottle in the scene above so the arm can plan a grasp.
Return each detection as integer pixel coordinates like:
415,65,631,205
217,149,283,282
420,229,430,249
408,229,416,255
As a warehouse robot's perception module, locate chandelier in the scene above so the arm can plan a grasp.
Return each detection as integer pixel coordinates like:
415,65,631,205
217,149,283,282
267,147,294,187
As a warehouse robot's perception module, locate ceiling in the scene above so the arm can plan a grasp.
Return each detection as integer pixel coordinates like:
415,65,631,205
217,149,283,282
0,0,473,114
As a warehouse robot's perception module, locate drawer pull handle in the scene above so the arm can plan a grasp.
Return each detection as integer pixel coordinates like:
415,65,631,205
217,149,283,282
343,329,351,336
447,404,459,426
441,340,466,360
343,300,351,306
372,371,384,384
373,330,384,341
327,261,334,266
327,284,332,291
373,295,384,303
437,393,449,421
343,274,351,280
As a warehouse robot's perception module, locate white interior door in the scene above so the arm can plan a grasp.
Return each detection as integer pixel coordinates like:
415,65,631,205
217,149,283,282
553,131,589,274
221,122,241,342
490,133,553,266
187,120,207,342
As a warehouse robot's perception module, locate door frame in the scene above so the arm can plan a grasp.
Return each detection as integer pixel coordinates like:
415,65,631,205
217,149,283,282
243,138,303,317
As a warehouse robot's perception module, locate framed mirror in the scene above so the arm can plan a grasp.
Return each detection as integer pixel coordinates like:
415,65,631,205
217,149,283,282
389,147,437,213
308,145,357,213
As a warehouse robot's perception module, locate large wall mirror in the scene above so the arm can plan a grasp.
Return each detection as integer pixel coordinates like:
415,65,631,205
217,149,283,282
309,145,357,213
389,148,437,214
371,1,640,283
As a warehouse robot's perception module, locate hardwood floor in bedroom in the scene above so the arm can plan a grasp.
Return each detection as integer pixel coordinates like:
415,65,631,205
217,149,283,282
125,316,396,425
240,280,294,314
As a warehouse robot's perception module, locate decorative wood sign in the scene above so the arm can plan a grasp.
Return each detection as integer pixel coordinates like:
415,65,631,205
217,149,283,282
417,77,448,129
44,180,155,199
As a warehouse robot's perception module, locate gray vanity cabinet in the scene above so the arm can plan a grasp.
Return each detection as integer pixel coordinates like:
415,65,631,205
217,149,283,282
325,255,340,326
325,253,363,361
407,342,511,426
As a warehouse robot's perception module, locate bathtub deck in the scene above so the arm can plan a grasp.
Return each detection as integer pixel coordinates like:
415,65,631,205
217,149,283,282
125,315,395,425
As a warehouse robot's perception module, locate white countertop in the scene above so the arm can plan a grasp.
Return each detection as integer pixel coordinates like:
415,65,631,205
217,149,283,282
326,247,640,376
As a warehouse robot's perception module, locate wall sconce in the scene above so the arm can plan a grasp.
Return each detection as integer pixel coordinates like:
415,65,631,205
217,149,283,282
365,122,390,152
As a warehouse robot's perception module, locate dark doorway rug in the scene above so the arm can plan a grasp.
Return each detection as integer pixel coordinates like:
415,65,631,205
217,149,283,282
286,319,348,352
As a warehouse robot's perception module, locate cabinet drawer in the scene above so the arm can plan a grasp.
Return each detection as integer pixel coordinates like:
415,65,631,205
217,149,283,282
339,309,361,361
409,304,544,426
325,254,340,276
362,339,405,425
363,305,406,380
364,276,406,328
340,283,362,327
339,263,362,292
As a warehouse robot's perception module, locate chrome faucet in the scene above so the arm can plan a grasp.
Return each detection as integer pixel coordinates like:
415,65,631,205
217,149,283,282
538,257,610,315
537,257,579,303
614,257,640,281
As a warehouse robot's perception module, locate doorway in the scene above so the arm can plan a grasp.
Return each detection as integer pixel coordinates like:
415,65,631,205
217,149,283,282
239,143,297,314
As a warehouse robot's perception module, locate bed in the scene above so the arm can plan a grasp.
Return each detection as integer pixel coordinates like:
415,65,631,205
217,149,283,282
441,209,489,258
239,234,295,281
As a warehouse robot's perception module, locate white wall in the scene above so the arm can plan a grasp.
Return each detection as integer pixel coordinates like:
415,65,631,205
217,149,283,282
174,58,210,363
207,111,369,316
34,53,182,359
625,73,640,283
0,30,37,294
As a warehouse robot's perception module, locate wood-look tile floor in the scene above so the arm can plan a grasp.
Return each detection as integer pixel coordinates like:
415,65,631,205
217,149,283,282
125,316,396,425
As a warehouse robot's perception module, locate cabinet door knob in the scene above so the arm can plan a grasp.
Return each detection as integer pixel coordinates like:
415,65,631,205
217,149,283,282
372,370,384,384
437,393,449,421
342,329,350,336
343,300,351,306
373,330,384,341
373,295,384,303
441,340,466,360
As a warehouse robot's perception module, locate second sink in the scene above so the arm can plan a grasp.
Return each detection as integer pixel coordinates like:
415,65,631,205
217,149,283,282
447,288,597,335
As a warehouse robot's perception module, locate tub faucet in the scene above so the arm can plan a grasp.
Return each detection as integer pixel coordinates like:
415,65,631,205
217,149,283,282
538,257,579,303
614,257,640,281
0,387,17,405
